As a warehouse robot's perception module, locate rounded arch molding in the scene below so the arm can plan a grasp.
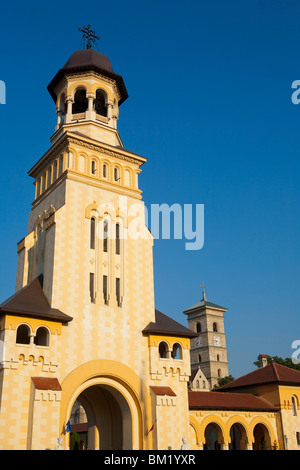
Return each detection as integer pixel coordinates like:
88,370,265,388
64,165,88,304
59,359,150,449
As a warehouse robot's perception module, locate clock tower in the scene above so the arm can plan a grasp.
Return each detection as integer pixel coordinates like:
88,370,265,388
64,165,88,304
184,284,229,389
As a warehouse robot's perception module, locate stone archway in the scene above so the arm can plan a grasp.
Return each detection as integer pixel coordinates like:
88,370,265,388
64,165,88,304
69,383,133,450
203,423,224,450
253,423,272,450
229,423,248,450
64,374,143,450
60,360,148,450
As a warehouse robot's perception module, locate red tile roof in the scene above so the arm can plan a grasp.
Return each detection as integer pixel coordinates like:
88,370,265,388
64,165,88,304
31,377,62,391
220,362,300,391
150,386,176,396
188,391,278,412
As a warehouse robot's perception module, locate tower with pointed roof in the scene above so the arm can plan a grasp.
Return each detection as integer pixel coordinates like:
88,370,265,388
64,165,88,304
184,285,229,389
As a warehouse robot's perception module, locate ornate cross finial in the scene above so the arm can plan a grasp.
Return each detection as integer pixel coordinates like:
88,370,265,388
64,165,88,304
201,282,207,301
78,25,100,50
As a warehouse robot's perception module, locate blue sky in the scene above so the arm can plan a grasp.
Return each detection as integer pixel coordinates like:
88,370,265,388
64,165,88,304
0,0,300,378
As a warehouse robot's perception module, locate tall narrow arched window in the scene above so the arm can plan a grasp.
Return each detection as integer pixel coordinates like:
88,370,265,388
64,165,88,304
116,223,120,255
292,396,298,416
103,163,107,178
89,273,95,303
196,322,201,333
103,275,108,305
47,168,52,188
91,160,96,175
90,217,96,249
94,89,107,116
116,277,120,306
72,88,88,114
213,322,218,332
114,167,119,182
103,220,108,252
53,160,58,181
58,155,63,176
59,92,67,124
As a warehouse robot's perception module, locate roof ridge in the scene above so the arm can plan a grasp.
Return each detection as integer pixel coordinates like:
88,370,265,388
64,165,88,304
271,361,281,381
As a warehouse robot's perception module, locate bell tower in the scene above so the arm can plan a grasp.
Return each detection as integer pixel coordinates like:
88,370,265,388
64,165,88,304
184,284,229,389
15,29,155,353
47,39,128,148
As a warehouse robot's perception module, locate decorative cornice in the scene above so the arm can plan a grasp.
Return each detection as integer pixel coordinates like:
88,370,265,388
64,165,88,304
67,136,145,166
28,131,146,179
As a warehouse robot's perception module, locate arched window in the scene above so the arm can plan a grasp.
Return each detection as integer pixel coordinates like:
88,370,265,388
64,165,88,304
159,342,169,358
90,217,96,249
218,368,222,377
103,163,107,178
34,327,49,347
171,342,182,359
213,322,218,332
114,167,119,182
116,277,120,306
217,354,220,361
196,322,201,333
116,223,120,255
198,354,202,363
59,93,67,123
94,89,107,116
292,396,298,416
58,155,63,176
103,220,108,252
53,160,58,181
47,168,52,188
42,172,46,193
72,88,88,114
16,324,31,344
91,160,97,175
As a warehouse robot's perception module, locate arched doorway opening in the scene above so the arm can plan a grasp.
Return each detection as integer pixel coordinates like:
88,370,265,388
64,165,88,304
68,383,134,450
203,423,224,450
229,423,248,450
253,423,272,450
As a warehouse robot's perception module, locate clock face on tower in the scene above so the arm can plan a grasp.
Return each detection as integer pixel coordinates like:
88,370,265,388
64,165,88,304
213,336,221,346
195,337,202,347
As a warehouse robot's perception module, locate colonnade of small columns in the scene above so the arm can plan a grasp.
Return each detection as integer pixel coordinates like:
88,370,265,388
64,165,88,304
55,89,118,131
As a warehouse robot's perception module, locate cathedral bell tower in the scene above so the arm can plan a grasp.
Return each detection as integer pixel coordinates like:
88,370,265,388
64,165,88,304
184,284,229,389
47,42,128,147
0,29,195,450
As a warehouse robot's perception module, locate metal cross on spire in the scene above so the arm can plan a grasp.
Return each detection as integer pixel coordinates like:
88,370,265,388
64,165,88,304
200,282,207,301
78,24,100,50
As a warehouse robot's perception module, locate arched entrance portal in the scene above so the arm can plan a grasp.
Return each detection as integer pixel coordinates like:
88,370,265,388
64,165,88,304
253,423,272,450
203,423,223,450
68,383,134,450
229,423,248,450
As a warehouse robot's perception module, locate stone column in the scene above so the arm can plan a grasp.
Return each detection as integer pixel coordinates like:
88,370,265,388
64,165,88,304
86,93,95,121
107,101,113,125
55,108,62,131
65,97,73,124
